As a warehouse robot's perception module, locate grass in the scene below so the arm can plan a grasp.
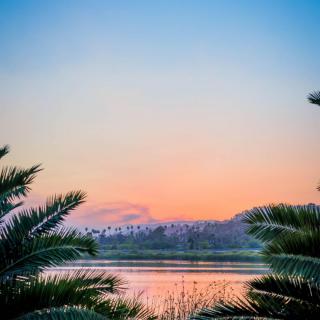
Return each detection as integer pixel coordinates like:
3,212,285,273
147,277,236,320
94,249,262,262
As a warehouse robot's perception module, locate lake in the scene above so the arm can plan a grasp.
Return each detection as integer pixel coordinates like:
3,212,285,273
52,259,268,302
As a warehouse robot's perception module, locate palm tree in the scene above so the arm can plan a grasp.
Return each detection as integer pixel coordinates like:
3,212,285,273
192,204,320,319
192,93,320,319
0,145,154,320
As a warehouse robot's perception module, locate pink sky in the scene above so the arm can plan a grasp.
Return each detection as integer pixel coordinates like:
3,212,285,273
1,1,320,228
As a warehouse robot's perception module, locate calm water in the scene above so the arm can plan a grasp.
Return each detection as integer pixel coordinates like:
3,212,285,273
52,259,268,300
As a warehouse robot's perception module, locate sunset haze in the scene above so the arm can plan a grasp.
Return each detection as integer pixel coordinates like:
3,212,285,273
1,0,320,227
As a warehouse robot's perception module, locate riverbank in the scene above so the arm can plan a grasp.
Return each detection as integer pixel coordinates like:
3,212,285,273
91,249,262,262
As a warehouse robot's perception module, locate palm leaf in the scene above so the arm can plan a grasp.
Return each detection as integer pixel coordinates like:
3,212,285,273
1,191,86,244
43,269,126,295
194,92,320,319
1,271,154,320
0,228,98,277
0,200,23,221
93,294,157,320
190,294,284,319
0,165,42,201
0,146,154,319
265,254,320,283
0,164,42,223
0,270,125,316
308,91,320,106
262,229,320,257
247,274,320,306
15,307,107,320
243,205,320,243
0,145,9,160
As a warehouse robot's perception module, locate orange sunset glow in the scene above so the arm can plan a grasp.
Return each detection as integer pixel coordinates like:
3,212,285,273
2,2,320,319
1,1,320,228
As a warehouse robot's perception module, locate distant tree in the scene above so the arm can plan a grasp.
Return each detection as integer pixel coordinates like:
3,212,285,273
188,237,195,250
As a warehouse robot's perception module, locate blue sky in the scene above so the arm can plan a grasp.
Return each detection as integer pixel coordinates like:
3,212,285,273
1,1,320,226
1,1,320,75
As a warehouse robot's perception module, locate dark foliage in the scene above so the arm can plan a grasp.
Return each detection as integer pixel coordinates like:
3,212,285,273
91,215,261,252
0,146,155,320
191,93,320,319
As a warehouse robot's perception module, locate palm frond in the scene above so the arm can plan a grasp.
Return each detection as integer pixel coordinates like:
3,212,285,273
93,294,157,320
195,200,320,319
15,307,107,320
0,164,42,222
0,145,9,160
0,271,154,320
0,200,23,222
308,91,320,106
247,274,320,306
0,270,125,314
192,286,316,320
1,191,86,244
263,230,320,258
243,205,320,243
0,165,42,200
0,228,98,277
0,146,156,319
190,294,283,319
264,254,320,283
43,269,126,295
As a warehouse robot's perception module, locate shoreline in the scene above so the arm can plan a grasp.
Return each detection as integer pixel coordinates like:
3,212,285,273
87,249,262,262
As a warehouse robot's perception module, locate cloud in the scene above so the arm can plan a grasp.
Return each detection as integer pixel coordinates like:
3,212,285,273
66,201,158,228
22,193,192,228
121,214,142,222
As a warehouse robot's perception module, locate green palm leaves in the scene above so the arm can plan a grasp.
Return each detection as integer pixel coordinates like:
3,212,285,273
191,92,320,319
308,91,320,106
0,145,41,222
0,146,154,320
192,204,320,319
246,205,320,283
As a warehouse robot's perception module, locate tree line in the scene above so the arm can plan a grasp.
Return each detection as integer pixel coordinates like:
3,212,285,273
85,217,262,250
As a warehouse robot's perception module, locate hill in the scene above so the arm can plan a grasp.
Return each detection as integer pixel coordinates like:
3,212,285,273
86,211,261,250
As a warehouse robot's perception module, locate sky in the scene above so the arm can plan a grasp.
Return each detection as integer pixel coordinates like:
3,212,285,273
1,0,320,228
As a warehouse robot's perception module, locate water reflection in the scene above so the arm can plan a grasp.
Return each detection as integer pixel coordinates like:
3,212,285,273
51,259,268,300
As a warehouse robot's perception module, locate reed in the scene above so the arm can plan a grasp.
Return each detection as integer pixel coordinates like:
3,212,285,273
146,277,235,320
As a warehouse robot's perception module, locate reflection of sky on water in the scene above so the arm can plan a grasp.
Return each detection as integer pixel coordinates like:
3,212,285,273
53,266,267,274
53,259,268,273
49,259,268,299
